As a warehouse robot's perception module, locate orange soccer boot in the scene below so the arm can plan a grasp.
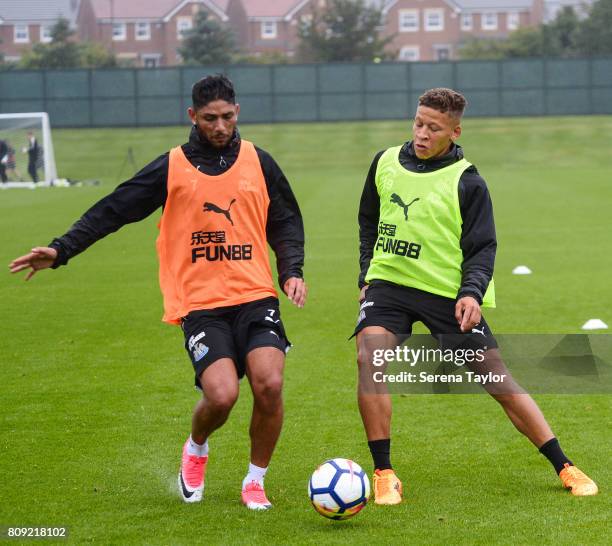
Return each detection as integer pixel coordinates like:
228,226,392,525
373,469,403,505
559,464,598,496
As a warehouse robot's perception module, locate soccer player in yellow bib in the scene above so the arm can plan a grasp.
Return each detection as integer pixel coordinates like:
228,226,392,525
354,88,597,504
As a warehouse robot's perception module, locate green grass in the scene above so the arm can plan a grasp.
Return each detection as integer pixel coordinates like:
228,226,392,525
1,117,611,545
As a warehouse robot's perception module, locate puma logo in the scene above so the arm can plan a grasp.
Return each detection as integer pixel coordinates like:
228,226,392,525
471,326,485,337
203,199,236,225
390,193,419,221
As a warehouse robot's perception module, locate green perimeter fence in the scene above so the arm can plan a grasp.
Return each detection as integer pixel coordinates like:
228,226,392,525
1,58,612,127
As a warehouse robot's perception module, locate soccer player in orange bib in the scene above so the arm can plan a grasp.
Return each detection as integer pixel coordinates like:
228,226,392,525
9,75,307,510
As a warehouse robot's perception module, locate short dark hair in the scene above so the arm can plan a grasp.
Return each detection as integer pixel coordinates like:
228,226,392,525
418,88,467,119
192,74,236,110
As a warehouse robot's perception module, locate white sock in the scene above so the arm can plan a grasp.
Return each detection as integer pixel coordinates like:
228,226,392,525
242,462,267,488
187,436,209,457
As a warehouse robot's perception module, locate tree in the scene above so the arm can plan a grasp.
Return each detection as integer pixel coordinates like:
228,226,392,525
298,0,393,62
458,37,507,60
543,6,581,56
178,10,235,65
504,27,547,57
18,18,117,68
459,6,582,59
20,18,81,68
80,42,117,68
578,0,612,54
232,51,292,65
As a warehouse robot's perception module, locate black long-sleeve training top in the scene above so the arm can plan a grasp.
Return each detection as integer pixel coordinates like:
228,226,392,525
49,126,305,288
358,141,496,304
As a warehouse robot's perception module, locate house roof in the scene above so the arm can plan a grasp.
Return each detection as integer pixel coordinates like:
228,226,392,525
455,0,533,11
89,0,227,22
0,0,80,25
241,0,311,20
383,0,533,14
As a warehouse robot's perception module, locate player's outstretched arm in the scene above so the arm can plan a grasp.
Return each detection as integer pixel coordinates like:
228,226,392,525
283,277,307,308
9,246,58,281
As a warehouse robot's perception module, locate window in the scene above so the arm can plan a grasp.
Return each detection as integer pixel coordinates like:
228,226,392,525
460,13,473,31
40,25,53,43
434,46,451,61
481,12,498,31
112,22,126,41
14,24,29,43
176,16,192,39
507,12,520,31
261,20,277,39
399,46,420,62
424,9,444,32
135,21,151,41
398,9,419,32
142,54,161,68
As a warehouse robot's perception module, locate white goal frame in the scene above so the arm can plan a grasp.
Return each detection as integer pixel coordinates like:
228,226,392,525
0,112,58,185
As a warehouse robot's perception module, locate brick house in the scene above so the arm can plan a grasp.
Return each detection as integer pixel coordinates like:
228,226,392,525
230,0,591,62
0,0,596,66
0,0,81,63
381,0,538,62
80,0,229,67
228,0,315,58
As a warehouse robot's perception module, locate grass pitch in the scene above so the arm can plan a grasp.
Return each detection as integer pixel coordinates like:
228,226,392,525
1,117,611,545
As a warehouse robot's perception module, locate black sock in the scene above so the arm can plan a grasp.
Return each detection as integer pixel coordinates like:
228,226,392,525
539,437,573,474
368,439,392,471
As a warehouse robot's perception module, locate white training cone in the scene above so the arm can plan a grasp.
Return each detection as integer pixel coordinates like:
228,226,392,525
512,265,532,275
581,319,608,330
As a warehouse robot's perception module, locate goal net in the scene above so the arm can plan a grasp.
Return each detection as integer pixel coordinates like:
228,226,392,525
0,112,58,187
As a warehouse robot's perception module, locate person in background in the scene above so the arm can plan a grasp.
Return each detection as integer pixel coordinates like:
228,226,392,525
24,131,39,183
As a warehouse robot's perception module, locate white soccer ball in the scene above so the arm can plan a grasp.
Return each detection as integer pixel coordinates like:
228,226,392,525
308,458,370,520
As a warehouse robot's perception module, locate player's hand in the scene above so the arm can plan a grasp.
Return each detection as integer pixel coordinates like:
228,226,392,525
455,296,481,333
358,285,369,302
9,246,57,281
283,277,307,308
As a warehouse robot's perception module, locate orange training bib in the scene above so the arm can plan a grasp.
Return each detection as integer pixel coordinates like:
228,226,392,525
156,140,277,324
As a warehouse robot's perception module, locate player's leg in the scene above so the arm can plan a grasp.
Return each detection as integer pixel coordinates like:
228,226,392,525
179,314,239,503
241,346,285,509
356,326,396,442
470,348,553,445
178,358,239,503
28,161,36,183
191,358,240,444
356,325,404,505
471,348,598,495
235,297,290,509
353,283,413,505
245,347,285,469
418,291,598,496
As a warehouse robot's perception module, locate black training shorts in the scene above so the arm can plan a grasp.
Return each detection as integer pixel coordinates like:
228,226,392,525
181,296,290,388
352,280,497,351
